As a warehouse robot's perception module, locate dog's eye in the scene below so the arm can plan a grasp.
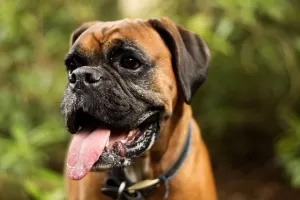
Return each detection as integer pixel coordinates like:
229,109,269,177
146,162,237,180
120,56,140,70
65,58,76,72
65,53,86,72
66,61,76,72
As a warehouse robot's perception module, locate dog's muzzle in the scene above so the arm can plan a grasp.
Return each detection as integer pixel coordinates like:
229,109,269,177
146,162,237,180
68,67,101,91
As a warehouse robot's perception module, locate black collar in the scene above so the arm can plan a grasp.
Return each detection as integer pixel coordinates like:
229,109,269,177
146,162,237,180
101,121,192,200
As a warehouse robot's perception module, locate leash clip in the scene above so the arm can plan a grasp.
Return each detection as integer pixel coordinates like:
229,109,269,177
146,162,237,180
127,179,160,194
117,181,126,200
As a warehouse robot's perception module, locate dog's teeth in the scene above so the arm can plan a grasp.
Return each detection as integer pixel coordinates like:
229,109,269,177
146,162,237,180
128,131,135,138
121,139,127,143
105,139,109,147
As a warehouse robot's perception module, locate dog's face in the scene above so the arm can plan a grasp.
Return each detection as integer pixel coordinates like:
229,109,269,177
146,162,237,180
61,18,209,180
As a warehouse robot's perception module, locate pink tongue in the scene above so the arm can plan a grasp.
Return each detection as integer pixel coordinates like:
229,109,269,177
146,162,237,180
67,127,110,180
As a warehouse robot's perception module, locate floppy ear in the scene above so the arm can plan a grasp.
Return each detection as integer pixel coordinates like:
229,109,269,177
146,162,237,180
70,21,101,47
148,17,210,103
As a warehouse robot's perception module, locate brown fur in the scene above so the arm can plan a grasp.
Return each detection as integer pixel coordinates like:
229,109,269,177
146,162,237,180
65,19,217,200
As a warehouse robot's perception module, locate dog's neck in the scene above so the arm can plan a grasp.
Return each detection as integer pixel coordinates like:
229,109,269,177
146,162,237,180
124,103,192,182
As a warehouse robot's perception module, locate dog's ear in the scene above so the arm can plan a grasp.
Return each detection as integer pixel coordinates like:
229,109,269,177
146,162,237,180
148,17,210,103
70,21,100,47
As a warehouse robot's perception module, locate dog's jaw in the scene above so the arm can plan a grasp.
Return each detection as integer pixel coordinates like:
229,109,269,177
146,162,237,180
90,121,158,170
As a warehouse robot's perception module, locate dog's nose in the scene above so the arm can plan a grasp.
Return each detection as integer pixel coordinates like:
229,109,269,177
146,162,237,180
69,67,101,89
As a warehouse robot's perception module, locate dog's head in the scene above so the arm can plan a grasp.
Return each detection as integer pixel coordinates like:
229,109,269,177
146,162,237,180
61,17,209,180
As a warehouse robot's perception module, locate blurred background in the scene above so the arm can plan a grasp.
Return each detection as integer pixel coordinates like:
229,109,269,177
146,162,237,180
1,0,300,199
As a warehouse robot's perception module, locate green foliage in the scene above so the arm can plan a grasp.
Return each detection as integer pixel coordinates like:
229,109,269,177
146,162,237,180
0,0,119,199
0,0,300,199
276,113,300,187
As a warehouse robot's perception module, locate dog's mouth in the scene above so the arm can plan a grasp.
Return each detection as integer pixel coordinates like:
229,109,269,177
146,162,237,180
66,109,159,180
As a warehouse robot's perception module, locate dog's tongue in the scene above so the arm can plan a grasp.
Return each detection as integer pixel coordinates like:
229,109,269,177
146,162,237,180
67,127,110,180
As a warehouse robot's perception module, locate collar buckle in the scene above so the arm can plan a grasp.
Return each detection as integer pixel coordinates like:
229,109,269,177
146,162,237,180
127,179,160,193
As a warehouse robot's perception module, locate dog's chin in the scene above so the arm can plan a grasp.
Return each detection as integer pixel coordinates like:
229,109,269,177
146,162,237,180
66,108,160,172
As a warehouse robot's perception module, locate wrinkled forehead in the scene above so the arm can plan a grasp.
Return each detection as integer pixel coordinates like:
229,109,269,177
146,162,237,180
71,19,168,59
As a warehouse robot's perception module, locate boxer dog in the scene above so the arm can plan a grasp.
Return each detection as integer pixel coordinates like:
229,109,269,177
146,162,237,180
61,17,217,200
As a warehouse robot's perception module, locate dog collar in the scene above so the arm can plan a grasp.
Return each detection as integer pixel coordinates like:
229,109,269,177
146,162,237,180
101,121,192,200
